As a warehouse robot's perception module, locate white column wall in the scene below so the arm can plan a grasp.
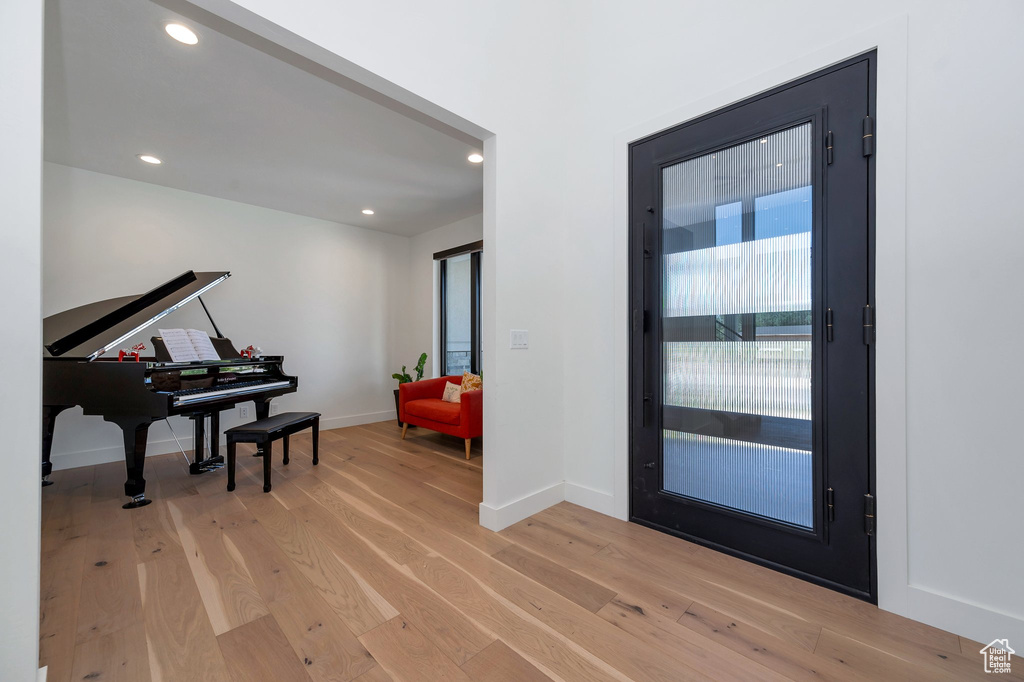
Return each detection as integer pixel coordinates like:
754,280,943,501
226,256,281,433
0,0,43,678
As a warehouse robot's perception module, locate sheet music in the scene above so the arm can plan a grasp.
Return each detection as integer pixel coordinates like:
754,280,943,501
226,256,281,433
186,329,221,361
158,328,200,362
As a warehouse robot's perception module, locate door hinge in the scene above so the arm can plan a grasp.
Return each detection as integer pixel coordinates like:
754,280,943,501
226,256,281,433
633,309,649,333
862,304,875,345
862,116,875,157
825,130,834,165
864,493,876,536
825,308,834,342
826,487,835,522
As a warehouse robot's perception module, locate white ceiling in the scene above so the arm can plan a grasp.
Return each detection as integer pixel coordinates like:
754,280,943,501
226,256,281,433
43,0,483,237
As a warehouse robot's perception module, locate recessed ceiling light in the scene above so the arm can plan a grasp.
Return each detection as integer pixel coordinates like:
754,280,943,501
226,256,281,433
467,153,484,164
362,209,375,215
165,23,198,45
137,154,162,165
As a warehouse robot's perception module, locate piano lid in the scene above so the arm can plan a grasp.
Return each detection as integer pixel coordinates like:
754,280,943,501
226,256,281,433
43,271,230,361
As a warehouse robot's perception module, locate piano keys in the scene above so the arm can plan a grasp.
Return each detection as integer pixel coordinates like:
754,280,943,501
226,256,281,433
42,271,297,508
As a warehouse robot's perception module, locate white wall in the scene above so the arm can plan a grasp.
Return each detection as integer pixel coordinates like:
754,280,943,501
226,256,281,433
195,0,575,528
406,214,483,378
214,0,1024,643
43,162,411,467
553,0,1024,646
0,1,42,678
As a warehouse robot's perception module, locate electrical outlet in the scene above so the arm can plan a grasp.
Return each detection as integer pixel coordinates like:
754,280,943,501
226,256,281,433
270,403,280,415
239,405,250,419
510,329,529,349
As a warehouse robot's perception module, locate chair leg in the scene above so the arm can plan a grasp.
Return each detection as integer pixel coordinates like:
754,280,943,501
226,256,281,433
282,435,290,465
263,440,273,493
226,440,236,492
401,423,408,440
465,438,472,460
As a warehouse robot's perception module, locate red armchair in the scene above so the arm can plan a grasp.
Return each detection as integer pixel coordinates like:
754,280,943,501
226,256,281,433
399,376,482,459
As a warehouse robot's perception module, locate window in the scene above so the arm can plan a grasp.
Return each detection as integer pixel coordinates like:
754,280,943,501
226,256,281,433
435,240,482,375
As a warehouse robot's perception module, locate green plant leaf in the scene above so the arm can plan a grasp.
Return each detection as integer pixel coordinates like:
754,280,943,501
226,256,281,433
392,365,412,384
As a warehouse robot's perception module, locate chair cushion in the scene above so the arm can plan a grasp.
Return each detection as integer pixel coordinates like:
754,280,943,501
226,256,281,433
405,398,461,425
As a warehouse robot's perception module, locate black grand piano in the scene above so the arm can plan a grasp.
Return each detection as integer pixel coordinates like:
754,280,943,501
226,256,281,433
42,271,297,508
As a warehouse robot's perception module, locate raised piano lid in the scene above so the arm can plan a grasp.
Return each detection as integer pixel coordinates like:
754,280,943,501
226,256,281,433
43,270,230,361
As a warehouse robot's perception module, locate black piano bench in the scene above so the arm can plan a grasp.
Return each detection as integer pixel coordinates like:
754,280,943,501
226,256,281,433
225,412,320,493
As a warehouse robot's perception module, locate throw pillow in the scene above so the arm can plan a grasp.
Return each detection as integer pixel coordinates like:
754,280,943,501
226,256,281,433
461,371,482,392
441,381,462,403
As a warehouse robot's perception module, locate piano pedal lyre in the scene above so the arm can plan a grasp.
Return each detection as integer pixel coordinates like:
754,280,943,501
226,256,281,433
122,494,152,509
189,456,225,475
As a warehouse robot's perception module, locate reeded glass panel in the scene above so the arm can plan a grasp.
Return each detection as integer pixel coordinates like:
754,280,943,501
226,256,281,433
663,232,810,318
715,202,743,246
664,341,811,419
661,122,814,528
663,432,813,528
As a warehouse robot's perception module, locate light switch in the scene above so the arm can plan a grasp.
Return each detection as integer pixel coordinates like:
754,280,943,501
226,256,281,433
510,329,529,349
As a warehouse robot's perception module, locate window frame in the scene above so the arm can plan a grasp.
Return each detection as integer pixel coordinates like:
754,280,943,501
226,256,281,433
435,240,483,376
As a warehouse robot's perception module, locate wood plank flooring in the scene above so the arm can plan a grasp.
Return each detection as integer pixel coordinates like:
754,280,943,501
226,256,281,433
40,421,1013,681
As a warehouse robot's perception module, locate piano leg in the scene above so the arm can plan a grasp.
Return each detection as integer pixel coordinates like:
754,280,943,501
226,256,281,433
41,405,71,487
193,413,205,462
108,417,153,509
210,410,220,460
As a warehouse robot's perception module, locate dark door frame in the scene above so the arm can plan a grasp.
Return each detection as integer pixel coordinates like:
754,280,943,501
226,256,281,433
628,52,877,601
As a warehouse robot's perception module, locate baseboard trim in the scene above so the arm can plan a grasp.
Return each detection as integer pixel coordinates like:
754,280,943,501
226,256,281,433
318,411,395,432
479,481,564,531
49,410,395,471
903,585,1024,646
38,666,47,682
564,482,616,517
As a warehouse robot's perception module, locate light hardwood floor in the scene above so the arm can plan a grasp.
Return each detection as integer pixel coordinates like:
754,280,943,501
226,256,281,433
40,421,1012,681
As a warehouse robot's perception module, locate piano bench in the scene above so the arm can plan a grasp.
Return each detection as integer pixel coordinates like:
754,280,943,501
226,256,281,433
225,411,321,493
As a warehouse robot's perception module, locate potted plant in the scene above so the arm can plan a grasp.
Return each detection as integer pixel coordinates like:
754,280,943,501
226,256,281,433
392,352,427,427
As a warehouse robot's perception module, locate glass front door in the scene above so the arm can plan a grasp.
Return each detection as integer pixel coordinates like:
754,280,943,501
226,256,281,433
630,53,876,600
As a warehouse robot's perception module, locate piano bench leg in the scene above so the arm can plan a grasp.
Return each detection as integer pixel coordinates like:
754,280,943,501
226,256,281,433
226,441,236,492
263,440,272,493
312,417,319,466
283,435,289,465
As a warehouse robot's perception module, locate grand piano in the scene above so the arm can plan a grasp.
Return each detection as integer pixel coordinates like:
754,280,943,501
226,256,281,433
42,271,297,508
